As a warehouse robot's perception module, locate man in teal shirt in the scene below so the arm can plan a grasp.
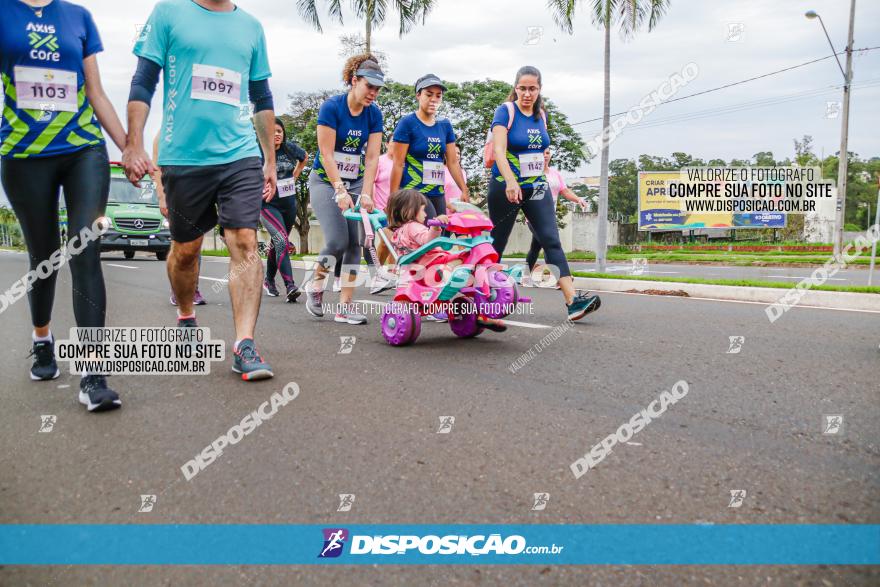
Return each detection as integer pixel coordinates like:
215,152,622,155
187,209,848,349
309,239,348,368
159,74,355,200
123,0,277,381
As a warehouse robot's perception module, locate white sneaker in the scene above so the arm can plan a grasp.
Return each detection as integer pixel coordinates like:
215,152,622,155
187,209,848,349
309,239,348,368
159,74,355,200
370,274,396,295
334,305,368,325
333,277,342,293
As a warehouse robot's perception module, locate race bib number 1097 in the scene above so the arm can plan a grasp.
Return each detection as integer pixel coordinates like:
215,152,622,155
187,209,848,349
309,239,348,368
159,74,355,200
191,64,241,107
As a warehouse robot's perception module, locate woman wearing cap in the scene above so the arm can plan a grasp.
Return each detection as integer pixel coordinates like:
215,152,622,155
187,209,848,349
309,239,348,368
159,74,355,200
304,53,384,325
490,66,600,321
389,74,469,221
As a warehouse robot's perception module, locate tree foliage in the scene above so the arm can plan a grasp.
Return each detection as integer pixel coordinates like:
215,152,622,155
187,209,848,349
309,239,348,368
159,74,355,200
282,78,589,238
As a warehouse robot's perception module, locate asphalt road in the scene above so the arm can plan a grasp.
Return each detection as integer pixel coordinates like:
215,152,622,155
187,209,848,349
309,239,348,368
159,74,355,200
1,250,878,586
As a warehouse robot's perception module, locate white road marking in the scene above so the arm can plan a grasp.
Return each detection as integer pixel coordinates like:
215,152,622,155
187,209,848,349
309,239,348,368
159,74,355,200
591,289,880,315
106,263,137,269
503,319,552,329
595,266,680,275
198,276,228,283
354,299,553,329
767,274,846,281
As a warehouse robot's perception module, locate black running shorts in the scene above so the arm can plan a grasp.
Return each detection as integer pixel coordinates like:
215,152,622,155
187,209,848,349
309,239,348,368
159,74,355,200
161,156,264,243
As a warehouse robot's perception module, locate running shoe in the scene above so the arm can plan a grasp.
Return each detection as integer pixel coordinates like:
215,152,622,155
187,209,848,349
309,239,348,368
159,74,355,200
232,339,274,381
425,312,448,323
305,289,324,318
78,375,122,412
177,316,198,328
333,277,342,293
29,337,60,381
566,293,601,321
285,283,301,303
478,317,508,333
171,291,207,305
263,278,279,297
334,305,368,325
369,274,396,295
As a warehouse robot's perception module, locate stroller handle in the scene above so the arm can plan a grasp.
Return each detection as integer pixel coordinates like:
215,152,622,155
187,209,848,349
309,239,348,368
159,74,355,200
342,205,387,225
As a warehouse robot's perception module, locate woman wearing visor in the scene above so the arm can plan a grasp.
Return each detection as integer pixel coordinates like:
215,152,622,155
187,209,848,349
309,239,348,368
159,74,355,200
304,54,384,325
389,74,469,221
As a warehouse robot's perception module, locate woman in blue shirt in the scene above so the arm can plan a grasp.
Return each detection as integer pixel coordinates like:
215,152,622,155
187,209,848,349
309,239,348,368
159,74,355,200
1,0,128,411
390,74,469,220
490,66,600,322
304,54,383,325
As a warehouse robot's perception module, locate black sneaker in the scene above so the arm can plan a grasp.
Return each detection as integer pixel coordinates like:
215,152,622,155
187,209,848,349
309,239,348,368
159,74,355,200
285,283,301,303
232,339,274,381
263,279,279,297
29,338,60,381
566,293,601,321
178,316,198,328
78,375,121,412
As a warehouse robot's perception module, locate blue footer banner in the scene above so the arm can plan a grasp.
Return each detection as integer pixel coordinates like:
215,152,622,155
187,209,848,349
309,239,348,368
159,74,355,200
1,525,878,565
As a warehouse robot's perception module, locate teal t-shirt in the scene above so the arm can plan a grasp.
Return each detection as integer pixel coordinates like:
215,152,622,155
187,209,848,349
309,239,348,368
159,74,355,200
133,0,271,166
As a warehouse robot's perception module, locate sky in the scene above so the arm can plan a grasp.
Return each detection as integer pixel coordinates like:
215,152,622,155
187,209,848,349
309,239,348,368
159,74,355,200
1,0,879,206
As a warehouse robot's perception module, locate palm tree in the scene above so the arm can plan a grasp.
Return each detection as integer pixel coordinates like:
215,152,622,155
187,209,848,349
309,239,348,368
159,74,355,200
549,0,670,271
297,0,436,54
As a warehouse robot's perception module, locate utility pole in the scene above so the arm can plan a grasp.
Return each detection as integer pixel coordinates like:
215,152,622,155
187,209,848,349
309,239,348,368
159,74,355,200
807,2,856,259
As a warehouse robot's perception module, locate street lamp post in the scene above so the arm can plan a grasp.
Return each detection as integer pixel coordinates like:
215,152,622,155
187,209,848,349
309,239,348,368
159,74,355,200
806,1,856,260
869,176,879,287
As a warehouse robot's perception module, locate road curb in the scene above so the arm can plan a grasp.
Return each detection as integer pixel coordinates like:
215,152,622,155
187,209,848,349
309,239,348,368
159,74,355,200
572,277,880,312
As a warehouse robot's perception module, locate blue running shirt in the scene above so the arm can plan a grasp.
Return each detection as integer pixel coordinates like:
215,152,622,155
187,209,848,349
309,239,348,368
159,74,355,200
312,93,383,184
392,112,456,197
0,0,105,159
491,102,550,185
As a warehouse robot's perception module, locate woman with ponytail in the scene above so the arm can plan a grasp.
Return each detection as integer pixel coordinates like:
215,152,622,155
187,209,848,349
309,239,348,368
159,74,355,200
489,66,600,321
304,54,385,325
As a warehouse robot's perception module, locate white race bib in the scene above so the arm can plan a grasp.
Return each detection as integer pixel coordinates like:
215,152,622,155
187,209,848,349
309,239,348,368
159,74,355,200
519,152,545,177
334,151,361,180
191,64,241,107
14,66,77,113
422,161,445,185
277,177,296,198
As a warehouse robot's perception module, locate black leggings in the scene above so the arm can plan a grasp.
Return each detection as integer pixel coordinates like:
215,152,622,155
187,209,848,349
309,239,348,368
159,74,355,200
260,203,296,285
487,180,570,278
1,144,110,328
525,224,543,270
423,195,447,220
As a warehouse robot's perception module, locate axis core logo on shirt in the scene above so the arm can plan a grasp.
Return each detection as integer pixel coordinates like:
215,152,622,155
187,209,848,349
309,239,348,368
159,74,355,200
26,23,60,62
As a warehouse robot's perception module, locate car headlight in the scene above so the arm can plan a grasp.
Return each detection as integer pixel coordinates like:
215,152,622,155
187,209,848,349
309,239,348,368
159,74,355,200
96,216,113,232
163,219,170,229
